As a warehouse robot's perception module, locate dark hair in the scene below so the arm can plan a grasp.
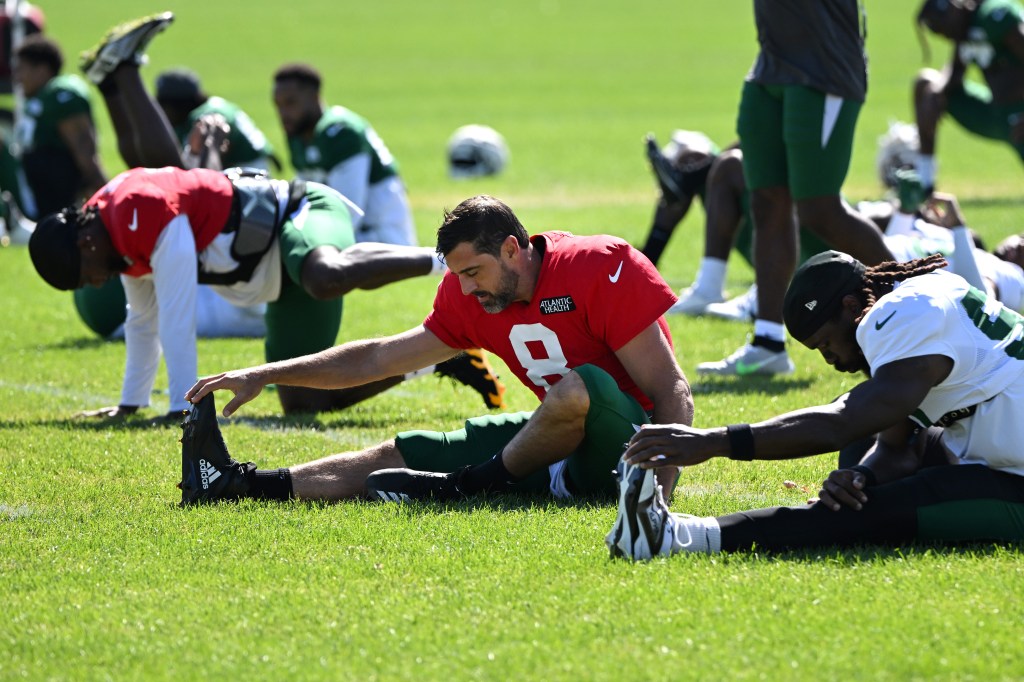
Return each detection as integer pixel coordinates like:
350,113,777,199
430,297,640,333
853,254,948,324
155,68,206,108
435,195,528,259
273,63,322,90
15,34,62,74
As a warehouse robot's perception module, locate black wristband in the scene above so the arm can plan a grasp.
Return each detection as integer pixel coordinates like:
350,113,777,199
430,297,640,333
849,464,878,487
726,423,755,461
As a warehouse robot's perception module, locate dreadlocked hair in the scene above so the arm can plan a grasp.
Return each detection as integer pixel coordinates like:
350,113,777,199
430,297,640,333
854,253,948,323
61,203,95,229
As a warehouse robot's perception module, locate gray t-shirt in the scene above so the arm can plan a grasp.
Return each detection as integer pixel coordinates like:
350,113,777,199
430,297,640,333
748,0,868,102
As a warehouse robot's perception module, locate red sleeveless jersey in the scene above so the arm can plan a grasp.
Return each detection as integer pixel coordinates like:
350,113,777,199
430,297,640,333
424,232,676,410
87,167,234,277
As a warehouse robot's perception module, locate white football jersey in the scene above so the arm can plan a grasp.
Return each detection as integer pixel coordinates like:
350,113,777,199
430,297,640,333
858,270,1024,475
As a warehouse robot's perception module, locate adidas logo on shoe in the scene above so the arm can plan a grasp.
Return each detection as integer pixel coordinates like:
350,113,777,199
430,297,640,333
199,458,222,490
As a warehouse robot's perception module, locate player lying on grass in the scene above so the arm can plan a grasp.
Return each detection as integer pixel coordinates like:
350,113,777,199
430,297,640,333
180,195,692,506
608,250,1024,559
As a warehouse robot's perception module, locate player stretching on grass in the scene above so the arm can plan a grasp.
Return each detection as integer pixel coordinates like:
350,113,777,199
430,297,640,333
609,250,1024,558
181,195,692,506
27,13,503,419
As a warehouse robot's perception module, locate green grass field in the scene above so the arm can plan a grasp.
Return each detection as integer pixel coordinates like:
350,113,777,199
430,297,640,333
3,1,1024,679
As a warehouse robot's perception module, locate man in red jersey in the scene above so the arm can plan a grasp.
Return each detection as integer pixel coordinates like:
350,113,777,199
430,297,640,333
180,195,693,505
28,167,501,419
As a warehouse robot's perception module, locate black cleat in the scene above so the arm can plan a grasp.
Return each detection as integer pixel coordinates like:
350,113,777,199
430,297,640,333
435,349,507,410
178,393,253,506
365,466,471,503
645,134,687,203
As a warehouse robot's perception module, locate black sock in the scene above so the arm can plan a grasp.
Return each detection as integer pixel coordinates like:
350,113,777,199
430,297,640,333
247,468,293,501
459,452,519,494
98,78,119,96
752,335,785,353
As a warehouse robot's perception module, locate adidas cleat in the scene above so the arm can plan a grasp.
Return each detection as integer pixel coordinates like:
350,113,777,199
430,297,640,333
80,12,174,85
435,349,507,410
365,466,469,503
178,393,252,506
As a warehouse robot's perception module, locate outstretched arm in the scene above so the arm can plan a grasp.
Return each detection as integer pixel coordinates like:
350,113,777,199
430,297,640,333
185,325,458,416
624,353,953,468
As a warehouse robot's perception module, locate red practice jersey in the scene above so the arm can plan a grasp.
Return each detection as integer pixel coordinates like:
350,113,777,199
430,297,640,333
87,167,234,277
424,232,677,410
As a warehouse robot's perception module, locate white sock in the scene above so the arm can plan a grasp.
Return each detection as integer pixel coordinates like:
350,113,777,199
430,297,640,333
915,153,936,188
430,256,447,276
949,226,986,291
753,319,786,343
885,211,916,236
404,366,434,381
667,514,721,554
692,257,727,298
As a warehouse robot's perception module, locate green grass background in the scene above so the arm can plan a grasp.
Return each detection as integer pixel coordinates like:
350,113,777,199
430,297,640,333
2,1,1024,679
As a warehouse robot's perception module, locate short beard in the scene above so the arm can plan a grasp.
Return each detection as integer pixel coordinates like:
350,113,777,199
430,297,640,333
477,266,519,313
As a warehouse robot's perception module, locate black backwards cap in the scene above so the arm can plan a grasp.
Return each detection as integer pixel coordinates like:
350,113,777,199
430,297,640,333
29,209,81,290
783,250,866,342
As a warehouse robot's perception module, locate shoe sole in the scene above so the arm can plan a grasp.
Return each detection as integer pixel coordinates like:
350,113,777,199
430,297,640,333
633,469,665,557
607,459,647,559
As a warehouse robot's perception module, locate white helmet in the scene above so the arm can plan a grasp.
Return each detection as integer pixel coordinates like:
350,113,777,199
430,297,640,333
447,125,509,178
662,129,716,163
876,121,920,189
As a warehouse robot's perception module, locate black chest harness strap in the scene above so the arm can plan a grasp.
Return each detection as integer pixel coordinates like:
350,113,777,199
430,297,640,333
198,176,307,286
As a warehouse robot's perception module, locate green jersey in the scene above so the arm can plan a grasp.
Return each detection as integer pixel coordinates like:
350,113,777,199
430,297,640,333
15,74,94,216
15,74,91,153
172,96,274,168
961,0,1024,77
287,106,398,185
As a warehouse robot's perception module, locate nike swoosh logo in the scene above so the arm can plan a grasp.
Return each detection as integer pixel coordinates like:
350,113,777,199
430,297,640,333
735,356,779,376
609,261,624,283
875,311,897,330
127,209,139,232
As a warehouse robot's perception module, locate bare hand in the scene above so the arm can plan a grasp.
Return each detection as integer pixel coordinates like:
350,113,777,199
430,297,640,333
623,423,718,469
920,192,967,228
75,405,139,420
816,469,869,511
187,113,230,155
184,370,265,417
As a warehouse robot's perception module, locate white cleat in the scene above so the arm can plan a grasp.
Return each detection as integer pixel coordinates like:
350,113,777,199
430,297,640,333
667,286,724,316
705,284,758,322
606,457,675,561
696,341,795,377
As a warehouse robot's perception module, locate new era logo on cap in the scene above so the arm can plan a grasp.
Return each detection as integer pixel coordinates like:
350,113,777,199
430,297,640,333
805,300,818,311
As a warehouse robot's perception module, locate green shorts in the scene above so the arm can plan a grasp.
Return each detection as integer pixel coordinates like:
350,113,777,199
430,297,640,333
737,82,862,199
394,364,651,499
264,183,356,362
947,80,1024,162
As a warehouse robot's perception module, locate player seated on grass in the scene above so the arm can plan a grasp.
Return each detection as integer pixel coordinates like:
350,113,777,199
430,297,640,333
607,250,1024,559
914,0,1024,191
639,130,827,320
272,62,417,246
155,67,279,172
180,195,692,506
13,34,107,218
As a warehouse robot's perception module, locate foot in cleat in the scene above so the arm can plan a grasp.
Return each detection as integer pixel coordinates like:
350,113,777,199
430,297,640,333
80,12,174,85
178,393,253,506
365,466,470,503
435,349,507,410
